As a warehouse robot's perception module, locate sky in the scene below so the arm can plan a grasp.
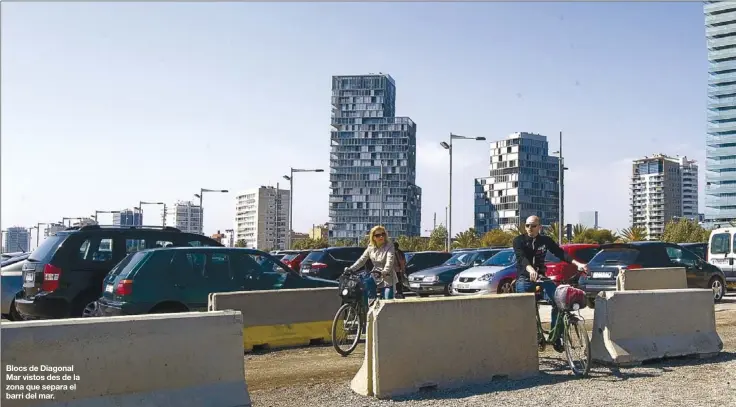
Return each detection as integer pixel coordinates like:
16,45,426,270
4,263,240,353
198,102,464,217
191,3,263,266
1,2,709,243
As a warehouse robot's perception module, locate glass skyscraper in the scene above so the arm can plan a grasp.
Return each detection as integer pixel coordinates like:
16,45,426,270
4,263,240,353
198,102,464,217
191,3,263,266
705,2,736,223
328,74,422,243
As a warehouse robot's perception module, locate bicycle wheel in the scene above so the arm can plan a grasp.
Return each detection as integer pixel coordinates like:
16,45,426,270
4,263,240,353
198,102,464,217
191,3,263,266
331,303,362,357
563,315,591,377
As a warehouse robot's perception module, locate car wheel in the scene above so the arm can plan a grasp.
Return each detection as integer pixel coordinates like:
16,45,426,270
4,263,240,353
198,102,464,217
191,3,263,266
710,277,725,303
8,301,22,321
497,279,514,294
82,301,100,318
444,284,452,296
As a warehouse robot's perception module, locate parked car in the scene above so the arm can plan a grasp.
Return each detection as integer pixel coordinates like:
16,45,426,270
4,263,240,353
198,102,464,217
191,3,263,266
708,227,736,289
95,247,337,316
544,244,601,284
280,250,311,272
300,247,372,280
579,241,727,307
680,242,707,262
451,248,517,295
408,249,502,297
1,253,29,320
15,225,224,320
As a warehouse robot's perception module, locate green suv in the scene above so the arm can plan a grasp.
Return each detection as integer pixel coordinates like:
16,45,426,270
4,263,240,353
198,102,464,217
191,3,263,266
95,247,338,316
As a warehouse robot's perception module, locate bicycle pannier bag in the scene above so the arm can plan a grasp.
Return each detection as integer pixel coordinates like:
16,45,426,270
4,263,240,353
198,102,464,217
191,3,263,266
553,284,586,311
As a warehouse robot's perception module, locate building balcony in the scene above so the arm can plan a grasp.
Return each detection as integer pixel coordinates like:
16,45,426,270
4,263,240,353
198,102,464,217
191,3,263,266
709,82,736,97
708,119,736,134
709,108,736,122
709,70,736,85
707,24,736,39
706,2,736,17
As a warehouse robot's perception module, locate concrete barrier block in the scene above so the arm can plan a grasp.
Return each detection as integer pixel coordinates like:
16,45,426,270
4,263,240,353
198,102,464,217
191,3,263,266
591,289,723,366
615,267,687,291
349,307,376,396
209,288,341,351
1,311,250,407
351,294,538,399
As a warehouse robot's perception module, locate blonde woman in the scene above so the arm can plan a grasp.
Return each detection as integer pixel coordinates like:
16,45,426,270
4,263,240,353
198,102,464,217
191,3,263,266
345,225,398,300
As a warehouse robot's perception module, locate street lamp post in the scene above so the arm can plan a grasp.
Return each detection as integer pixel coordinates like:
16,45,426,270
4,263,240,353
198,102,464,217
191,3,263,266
553,132,569,243
440,133,486,251
283,168,324,249
194,189,229,235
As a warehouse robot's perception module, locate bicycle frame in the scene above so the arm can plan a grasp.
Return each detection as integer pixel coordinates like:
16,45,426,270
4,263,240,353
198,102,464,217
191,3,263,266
535,299,571,351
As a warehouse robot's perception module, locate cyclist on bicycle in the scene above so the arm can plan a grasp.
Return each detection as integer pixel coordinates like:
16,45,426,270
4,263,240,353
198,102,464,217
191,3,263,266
512,216,588,352
344,225,398,300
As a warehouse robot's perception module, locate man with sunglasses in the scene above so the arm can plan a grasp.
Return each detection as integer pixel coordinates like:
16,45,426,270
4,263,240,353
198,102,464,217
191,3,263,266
512,216,588,352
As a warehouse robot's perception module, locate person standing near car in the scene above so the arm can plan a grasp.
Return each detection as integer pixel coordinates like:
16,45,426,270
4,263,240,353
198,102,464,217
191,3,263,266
393,241,407,299
512,215,588,352
345,225,398,300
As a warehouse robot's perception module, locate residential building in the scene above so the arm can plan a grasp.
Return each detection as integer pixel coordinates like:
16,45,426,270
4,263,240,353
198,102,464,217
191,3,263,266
630,154,698,240
474,132,560,233
328,73,422,244
705,2,736,224
234,186,290,250
308,223,329,240
44,223,66,237
113,209,143,227
4,227,30,253
578,211,599,229
72,218,97,228
165,201,202,234
680,156,699,220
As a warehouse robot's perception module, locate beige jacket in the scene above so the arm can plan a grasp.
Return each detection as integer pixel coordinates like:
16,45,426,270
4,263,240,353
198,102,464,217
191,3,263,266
347,242,398,287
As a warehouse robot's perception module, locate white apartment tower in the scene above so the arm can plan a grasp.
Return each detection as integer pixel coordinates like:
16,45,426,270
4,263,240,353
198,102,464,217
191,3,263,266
165,201,203,234
234,186,290,250
630,154,699,240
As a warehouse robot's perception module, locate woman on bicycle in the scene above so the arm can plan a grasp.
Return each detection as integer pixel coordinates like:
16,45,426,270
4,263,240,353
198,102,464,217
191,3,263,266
345,225,398,300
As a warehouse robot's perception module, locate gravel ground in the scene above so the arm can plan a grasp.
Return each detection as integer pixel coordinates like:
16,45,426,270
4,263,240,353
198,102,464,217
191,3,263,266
247,308,736,407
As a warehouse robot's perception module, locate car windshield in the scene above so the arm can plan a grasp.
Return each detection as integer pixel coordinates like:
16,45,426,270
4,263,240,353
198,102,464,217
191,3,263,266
589,248,639,266
303,251,324,262
444,252,475,266
28,235,67,262
109,251,148,278
544,250,566,263
281,253,299,261
483,250,515,266
404,252,416,262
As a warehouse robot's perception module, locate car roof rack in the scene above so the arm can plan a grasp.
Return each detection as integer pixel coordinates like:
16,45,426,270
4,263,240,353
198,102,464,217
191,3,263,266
75,225,182,232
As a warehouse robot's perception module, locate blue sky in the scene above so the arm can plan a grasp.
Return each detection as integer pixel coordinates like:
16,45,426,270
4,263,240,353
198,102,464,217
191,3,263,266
2,2,708,240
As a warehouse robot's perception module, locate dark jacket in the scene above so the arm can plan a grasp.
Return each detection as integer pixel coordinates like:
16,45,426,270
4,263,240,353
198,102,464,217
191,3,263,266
512,234,573,280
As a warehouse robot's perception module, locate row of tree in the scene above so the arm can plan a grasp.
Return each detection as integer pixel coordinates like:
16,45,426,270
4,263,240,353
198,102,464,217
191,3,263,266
235,218,711,251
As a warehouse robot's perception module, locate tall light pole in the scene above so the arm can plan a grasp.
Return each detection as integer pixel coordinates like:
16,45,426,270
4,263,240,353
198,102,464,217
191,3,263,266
194,189,229,235
553,132,569,243
440,133,486,251
283,168,324,249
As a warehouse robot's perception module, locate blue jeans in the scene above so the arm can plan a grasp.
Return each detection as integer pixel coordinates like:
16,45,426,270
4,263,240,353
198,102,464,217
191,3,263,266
382,286,395,300
516,278,559,328
361,273,378,308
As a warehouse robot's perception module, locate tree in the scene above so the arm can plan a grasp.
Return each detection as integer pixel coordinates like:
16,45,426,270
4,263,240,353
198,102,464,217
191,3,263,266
332,239,354,247
427,225,448,251
359,235,370,247
453,228,481,249
662,218,709,243
293,237,329,250
480,229,513,247
619,226,647,242
235,239,247,247
571,228,618,244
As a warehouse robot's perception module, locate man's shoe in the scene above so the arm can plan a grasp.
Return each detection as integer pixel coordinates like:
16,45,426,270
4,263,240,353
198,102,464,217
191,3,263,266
553,338,565,353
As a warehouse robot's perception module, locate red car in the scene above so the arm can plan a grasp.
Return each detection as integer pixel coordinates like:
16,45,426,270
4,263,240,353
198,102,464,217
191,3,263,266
280,250,311,272
545,244,601,285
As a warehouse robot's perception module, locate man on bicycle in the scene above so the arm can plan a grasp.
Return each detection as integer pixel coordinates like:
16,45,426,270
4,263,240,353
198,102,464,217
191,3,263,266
512,216,588,352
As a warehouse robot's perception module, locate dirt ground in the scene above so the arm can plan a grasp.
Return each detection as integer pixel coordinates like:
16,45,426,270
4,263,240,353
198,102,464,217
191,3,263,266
245,304,736,393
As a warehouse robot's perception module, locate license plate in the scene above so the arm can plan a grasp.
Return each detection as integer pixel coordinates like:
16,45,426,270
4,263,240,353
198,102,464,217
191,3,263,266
592,272,612,279
410,283,420,288
105,284,114,293
456,283,470,290
24,273,34,282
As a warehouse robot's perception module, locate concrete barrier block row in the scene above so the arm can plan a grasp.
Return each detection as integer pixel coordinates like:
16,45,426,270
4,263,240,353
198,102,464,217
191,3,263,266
1,311,251,407
591,289,723,366
352,294,539,399
616,267,687,291
208,287,341,352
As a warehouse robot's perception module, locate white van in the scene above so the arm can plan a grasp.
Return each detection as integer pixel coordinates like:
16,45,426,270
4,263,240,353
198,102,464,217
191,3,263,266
708,227,736,288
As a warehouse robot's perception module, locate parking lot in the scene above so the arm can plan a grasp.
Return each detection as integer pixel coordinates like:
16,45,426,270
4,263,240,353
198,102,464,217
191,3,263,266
246,295,736,407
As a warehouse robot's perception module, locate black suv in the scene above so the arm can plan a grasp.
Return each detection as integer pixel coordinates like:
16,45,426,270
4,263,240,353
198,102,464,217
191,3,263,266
300,247,372,280
15,225,223,320
579,241,727,307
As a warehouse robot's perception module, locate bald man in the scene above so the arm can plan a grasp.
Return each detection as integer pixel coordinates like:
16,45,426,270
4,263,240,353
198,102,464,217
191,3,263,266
512,216,588,352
